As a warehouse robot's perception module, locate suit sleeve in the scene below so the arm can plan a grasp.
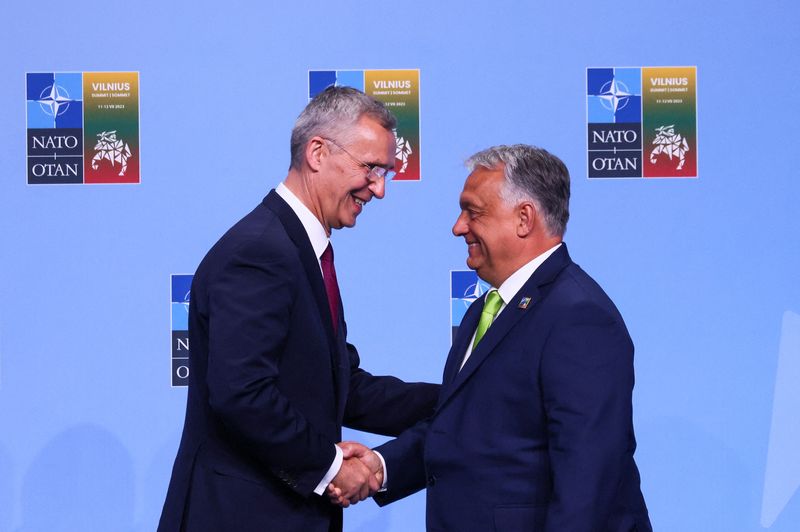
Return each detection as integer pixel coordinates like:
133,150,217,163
343,341,440,436
371,418,431,506
204,242,335,496
540,301,637,531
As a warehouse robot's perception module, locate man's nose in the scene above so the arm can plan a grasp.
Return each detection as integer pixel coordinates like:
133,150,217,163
452,212,467,236
369,176,385,200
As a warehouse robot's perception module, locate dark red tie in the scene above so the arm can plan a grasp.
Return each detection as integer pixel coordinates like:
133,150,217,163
320,243,341,335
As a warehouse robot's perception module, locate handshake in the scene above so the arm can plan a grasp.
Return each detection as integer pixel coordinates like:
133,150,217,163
327,441,384,508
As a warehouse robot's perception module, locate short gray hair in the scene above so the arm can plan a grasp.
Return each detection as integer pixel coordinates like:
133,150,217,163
466,144,570,237
290,86,397,169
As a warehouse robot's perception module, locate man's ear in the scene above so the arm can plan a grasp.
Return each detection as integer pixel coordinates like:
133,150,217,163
517,202,537,237
305,136,327,172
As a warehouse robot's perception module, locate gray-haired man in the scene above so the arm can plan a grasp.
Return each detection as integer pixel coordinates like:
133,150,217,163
158,86,439,532
337,144,651,531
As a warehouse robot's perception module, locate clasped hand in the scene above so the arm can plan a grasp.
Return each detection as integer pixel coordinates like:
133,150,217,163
327,441,383,508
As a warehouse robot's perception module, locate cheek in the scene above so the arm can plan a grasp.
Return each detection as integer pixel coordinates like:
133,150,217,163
335,187,352,205
472,225,489,247
340,180,363,200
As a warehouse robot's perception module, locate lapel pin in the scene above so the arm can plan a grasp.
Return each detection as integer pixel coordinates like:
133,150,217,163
518,297,532,309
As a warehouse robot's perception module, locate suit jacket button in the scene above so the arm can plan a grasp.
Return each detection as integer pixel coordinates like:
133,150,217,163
427,475,436,486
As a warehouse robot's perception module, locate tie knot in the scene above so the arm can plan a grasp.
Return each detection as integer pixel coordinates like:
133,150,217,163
321,242,334,264
483,290,503,317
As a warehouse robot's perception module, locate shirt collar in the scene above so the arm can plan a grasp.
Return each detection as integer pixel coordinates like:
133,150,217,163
275,182,329,261
495,243,562,305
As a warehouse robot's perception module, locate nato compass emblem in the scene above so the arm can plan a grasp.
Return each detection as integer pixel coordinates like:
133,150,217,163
36,83,77,119
587,68,642,124
597,79,632,116
451,271,491,343
461,280,489,304
26,73,84,130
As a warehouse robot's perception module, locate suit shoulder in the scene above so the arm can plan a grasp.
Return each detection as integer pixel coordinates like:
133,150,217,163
196,203,297,277
548,263,626,324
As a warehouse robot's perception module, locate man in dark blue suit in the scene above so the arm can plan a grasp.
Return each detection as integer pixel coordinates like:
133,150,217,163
345,145,651,531
158,87,439,532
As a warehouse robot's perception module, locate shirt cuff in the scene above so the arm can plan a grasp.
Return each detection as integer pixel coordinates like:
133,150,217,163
313,444,344,495
374,450,388,491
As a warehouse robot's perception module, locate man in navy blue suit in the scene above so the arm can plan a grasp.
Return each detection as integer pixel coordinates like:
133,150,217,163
158,87,439,532
337,145,651,531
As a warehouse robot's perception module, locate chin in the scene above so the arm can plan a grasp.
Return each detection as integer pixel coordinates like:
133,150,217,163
334,215,357,229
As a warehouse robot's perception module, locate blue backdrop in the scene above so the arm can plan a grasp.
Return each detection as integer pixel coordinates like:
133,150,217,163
1,1,798,530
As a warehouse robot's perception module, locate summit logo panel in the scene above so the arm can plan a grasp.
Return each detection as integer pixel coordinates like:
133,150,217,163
26,72,140,185
309,69,421,181
587,66,697,179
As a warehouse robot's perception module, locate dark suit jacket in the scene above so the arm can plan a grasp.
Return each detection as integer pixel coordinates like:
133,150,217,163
375,244,651,532
158,190,439,532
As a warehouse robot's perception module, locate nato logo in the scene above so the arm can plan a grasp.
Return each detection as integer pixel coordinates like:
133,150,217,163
27,72,83,128
451,271,490,343
588,68,641,124
309,70,365,98
587,67,642,178
171,274,193,387
26,72,84,184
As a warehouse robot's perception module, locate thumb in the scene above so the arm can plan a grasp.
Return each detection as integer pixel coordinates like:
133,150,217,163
337,441,368,459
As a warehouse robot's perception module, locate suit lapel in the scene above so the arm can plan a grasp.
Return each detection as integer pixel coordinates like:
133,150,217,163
264,191,338,346
437,245,573,409
264,191,350,413
441,299,482,388
437,286,541,408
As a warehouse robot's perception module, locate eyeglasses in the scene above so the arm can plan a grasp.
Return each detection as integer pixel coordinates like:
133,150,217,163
323,137,396,182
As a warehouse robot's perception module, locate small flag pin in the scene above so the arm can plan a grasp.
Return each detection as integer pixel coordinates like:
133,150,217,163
518,297,532,309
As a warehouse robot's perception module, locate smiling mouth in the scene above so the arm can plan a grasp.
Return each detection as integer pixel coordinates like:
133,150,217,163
353,196,366,207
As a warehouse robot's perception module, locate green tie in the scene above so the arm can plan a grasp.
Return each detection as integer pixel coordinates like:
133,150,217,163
472,290,503,350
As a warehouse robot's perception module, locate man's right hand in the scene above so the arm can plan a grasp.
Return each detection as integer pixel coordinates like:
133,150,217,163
327,441,384,507
329,455,372,507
